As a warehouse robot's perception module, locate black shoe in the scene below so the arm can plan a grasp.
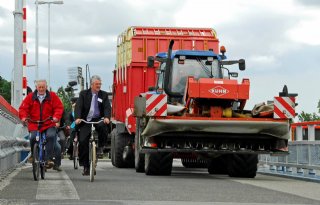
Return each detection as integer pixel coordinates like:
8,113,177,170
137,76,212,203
97,147,104,158
82,167,89,176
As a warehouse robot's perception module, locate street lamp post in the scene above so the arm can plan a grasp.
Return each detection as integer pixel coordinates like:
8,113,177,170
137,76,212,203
37,0,63,90
35,0,39,81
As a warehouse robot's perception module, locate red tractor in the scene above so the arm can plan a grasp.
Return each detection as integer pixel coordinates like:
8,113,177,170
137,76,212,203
111,27,297,178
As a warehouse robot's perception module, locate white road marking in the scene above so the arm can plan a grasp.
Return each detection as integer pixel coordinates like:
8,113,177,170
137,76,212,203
36,170,79,200
71,200,312,205
232,175,320,201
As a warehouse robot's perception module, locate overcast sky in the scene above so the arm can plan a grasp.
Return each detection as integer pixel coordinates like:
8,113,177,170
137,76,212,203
0,0,319,116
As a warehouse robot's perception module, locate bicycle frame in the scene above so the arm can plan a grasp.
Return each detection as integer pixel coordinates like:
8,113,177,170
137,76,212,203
26,117,52,181
36,131,46,166
80,119,104,182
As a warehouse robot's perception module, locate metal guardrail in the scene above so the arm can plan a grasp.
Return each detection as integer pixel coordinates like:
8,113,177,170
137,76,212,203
0,96,28,173
259,122,320,180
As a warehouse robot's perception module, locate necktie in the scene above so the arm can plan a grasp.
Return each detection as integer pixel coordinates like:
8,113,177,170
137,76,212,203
87,93,96,121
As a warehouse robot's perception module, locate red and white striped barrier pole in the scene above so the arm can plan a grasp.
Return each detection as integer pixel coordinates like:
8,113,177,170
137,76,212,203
22,0,27,98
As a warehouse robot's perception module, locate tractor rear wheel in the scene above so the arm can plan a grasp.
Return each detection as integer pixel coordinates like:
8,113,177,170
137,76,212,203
145,153,173,175
227,154,258,178
208,155,229,174
135,118,145,172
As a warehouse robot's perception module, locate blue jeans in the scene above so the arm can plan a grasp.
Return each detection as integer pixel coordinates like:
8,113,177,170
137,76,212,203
29,127,56,161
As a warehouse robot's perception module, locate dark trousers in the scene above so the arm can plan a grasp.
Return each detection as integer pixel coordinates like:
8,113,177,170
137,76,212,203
78,120,108,167
29,127,57,161
67,129,77,156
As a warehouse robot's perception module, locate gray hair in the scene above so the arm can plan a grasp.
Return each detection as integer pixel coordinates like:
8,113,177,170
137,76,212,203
35,79,48,86
90,75,101,85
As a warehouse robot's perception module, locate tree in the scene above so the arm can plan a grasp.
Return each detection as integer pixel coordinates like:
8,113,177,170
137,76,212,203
0,76,11,104
298,111,320,122
57,86,72,113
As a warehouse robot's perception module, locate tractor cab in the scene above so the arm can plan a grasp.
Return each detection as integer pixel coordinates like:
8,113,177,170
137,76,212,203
156,51,222,97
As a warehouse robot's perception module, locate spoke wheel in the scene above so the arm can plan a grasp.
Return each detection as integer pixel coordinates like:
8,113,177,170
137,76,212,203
73,142,79,169
40,164,45,179
40,145,46,179
32,143,40,181
90,142,96,182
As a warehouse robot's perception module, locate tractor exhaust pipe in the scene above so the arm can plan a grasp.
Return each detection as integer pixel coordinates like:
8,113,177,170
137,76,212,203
164,40,183,98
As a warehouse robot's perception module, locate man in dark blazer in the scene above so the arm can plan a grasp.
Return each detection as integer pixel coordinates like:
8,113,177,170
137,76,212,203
75,75,111,175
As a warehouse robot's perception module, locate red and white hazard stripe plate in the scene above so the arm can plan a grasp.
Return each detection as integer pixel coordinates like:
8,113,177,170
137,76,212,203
274,97,295,119
146,94,167,116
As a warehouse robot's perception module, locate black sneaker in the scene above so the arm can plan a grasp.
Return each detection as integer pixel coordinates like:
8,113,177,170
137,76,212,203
82,167,89,176
97,147,104,159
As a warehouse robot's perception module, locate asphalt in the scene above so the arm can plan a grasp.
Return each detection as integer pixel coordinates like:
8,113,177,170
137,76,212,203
0,159,320,205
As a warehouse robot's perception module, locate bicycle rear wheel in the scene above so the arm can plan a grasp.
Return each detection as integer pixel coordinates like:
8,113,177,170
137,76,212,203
73,142,79,169
32,143,40,181
89,141,96,182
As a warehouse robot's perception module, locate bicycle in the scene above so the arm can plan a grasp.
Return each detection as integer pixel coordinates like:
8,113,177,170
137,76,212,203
80,119,104,182
26,117,53,181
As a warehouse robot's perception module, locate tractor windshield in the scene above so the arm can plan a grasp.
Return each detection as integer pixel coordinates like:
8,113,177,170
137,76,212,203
169,57,220,95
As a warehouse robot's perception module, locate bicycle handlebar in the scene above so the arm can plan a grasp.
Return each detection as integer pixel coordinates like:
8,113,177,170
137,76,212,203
80,119,104,124
25,117,53,123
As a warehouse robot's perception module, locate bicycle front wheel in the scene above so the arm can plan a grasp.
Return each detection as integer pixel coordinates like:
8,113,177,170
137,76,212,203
32,143,40,181
89,141,96,182
40,145,46,179
73,142,79,169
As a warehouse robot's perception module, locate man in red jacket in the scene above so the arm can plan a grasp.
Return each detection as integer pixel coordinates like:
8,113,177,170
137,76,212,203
19,79,64,168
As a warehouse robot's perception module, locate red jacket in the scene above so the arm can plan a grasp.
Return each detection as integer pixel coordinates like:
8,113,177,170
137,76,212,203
19,90,64,132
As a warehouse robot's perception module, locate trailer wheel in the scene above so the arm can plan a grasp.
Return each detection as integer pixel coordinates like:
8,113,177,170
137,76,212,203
135,118,145,172
227,154,258,178
110,129,116,166
208,155,228,174
181,158,207,168
113,131,130,168
145,153,173,175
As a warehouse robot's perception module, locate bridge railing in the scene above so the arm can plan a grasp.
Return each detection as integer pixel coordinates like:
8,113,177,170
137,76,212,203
0,95,28,172
259,121,320,177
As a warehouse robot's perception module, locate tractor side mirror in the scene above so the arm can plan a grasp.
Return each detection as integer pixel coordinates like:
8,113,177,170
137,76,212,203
239,59,245,71
147,56,155,68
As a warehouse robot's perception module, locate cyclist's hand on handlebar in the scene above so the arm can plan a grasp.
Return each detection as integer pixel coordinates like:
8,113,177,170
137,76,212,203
21,118,27,125
52,117,59,123
104,118,110,124
75,119,82,125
